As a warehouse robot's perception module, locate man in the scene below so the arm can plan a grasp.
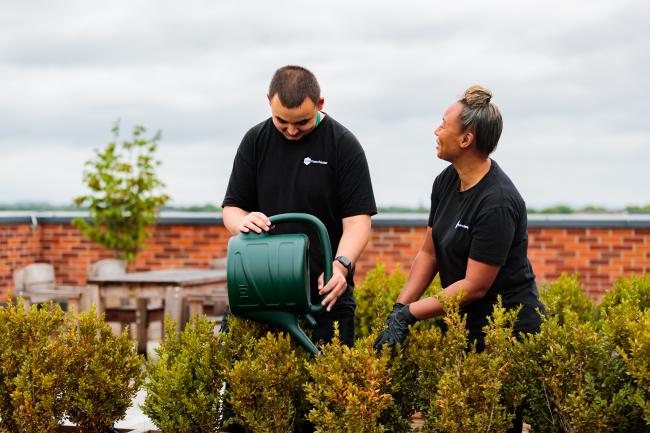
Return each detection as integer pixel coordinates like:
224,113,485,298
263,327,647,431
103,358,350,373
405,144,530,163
222,65,376,346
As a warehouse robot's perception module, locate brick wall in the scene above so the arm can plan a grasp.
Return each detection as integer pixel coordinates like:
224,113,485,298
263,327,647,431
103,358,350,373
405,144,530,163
527,227,650,298
0,223,43,293
2,214,649,302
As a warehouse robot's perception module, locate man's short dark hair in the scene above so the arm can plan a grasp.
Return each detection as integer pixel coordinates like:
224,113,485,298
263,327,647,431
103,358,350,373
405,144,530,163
268,65,321,108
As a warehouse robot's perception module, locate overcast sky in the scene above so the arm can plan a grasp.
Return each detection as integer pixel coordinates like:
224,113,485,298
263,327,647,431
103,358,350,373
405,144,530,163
0,0,648,209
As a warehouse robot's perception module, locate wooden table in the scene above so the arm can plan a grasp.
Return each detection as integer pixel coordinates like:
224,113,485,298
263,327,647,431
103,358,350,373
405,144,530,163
87,268,227,353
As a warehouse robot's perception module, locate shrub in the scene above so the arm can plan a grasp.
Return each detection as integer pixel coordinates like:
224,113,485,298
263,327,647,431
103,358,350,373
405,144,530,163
599,273,650,314
224,328,309,433
142,316,225,433
0,301,145,433
512,310,643,433
304,329,393,433
377,293,520,433
601,300,650,428
417,296,520,433
539,273,595,323
379,323,443,433
618,309,650,424
355,263,407,339
63,307,144,433
0,300,69,432
355,262,443,340
218,314,270,366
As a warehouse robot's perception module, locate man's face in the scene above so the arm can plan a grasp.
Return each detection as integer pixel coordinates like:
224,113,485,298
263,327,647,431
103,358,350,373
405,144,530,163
269,94,324,141
434,102,467,162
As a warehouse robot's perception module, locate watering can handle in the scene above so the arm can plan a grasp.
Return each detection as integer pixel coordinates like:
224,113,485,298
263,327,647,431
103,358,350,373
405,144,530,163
269,213,332,315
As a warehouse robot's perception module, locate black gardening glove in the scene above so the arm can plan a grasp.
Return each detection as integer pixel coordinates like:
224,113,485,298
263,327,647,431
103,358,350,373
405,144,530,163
373,303,417,354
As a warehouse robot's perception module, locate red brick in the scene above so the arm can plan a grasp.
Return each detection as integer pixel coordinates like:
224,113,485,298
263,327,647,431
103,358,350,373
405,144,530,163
591,245,611,251
623,267,644,273
589,259,609,265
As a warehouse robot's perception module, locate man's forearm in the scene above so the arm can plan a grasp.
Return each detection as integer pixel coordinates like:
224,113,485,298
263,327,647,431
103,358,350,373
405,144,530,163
336,215,372,265
222,206,248,234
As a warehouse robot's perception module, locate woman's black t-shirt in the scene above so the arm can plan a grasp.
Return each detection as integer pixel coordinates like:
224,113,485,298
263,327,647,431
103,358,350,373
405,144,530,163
428,160,544,337
222,115,377,316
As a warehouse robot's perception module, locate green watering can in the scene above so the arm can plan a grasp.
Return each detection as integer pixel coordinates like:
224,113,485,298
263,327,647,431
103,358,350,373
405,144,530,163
226,213,332,356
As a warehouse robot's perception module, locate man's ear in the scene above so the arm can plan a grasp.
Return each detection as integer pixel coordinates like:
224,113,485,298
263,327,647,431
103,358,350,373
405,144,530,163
318,97,325,110
267,94,273,105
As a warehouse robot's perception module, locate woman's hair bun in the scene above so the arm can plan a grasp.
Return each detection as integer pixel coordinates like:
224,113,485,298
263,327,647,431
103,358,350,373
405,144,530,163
462,85,492,108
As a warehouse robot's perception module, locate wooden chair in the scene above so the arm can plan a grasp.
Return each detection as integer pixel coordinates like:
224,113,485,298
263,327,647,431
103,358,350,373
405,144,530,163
88,259,164,353
13,263,84,312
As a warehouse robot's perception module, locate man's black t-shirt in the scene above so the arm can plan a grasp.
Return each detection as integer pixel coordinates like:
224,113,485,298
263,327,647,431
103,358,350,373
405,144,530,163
222,115,377,316
428,160,544,336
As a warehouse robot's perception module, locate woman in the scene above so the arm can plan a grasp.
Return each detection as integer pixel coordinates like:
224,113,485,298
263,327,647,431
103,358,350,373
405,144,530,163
375,85,545,432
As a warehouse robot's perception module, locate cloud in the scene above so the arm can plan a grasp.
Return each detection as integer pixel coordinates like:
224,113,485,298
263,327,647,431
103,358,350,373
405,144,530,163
0,0,648,208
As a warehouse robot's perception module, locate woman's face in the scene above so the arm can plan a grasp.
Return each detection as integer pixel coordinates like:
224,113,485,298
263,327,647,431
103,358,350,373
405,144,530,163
434,102,466,162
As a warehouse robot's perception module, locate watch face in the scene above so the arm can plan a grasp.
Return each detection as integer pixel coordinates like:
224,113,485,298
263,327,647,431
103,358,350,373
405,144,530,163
336,256,351,268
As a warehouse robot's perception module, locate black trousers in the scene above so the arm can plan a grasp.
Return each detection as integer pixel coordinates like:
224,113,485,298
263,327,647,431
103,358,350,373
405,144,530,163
311,311,355,347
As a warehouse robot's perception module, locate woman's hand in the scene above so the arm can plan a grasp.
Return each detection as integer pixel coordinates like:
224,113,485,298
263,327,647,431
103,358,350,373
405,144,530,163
373,303,417,355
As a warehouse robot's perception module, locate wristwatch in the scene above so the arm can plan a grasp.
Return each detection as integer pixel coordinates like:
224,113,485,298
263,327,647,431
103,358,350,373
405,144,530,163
335,255,353,274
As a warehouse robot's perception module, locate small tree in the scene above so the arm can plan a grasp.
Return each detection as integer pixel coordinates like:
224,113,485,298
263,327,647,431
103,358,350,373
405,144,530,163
74,122,170,264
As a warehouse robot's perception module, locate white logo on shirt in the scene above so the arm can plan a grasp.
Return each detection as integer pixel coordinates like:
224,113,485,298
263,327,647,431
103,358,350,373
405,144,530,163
304,157,328,166
455,220,469,230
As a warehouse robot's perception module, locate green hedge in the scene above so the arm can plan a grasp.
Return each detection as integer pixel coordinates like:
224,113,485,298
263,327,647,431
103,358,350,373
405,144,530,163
0,301,143,433
142,267,650,432
4,267,648,433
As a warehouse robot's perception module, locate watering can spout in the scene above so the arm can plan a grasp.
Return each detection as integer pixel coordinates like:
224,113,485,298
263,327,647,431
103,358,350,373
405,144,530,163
241,310,320,356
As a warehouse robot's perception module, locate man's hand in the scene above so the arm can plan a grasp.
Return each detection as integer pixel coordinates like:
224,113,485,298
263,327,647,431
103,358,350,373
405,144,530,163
373,303,417,354
318,260,349,312
237,212,271,233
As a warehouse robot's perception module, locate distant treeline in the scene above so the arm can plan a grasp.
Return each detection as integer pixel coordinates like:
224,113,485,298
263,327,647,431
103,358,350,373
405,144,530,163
2,203,650,214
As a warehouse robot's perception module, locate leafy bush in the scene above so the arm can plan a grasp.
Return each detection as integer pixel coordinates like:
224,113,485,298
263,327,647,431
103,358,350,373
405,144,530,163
0,300,69,432
0,301,142,433
539,273,595,323
379,323,442,432
512,309,644,433
60,308,144,433
355,262,443,340
600,300,650,429
618,309,650,424
416,296,520,433
138,273,649,432
355,263,407,339
142,316,225,433
224,328,309,433
63,307,144,433
304,329,393,433
599,273,650,313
